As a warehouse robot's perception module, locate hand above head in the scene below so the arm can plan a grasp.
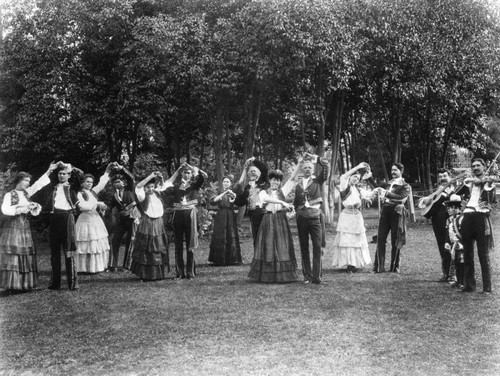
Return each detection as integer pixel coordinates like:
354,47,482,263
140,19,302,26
47,161,59,174
105,162,116,174
244,157,255,168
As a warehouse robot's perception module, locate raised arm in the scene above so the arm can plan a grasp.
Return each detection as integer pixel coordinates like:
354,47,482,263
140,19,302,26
26,161,59,197
92,162,115,194
136,172,158,189
185,163,206,190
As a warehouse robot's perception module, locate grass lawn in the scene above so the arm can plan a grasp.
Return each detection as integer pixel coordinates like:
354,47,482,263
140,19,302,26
1,208,499,376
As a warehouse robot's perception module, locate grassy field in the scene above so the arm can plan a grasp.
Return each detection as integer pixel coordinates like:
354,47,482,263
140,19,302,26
1,208,499,376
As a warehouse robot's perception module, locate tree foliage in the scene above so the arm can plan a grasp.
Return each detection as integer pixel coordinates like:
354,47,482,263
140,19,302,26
1,0,499,192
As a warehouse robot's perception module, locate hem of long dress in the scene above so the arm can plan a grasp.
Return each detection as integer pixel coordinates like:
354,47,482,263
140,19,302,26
130,261,169,281
248,259,298,283
0,270,37,291
75,251,109,273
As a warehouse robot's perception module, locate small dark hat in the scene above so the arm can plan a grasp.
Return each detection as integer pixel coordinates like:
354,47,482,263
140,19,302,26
444,194,462,207
251,159,269,186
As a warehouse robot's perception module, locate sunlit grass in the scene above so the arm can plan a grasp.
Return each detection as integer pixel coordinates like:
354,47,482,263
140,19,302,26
1,208,499,376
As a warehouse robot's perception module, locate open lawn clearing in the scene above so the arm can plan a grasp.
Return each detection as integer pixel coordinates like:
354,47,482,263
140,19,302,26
1,208,499,376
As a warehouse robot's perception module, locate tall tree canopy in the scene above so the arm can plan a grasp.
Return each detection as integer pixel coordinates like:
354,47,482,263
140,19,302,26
1,0,499,192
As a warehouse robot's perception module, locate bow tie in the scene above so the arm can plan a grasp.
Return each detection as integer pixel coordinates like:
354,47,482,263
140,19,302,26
58,182,70,187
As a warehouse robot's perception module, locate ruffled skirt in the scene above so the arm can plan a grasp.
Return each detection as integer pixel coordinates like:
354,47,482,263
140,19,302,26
248,211,298,283
331,209,371,268
130,216,169,280
209,208,242,265
0,215,38,291
75,211,110,273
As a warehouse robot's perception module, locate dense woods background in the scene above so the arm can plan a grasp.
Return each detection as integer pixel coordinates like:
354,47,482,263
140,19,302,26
1,0,499,198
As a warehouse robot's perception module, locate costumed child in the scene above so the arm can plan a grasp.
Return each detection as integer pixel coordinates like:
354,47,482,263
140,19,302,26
444,194,464,289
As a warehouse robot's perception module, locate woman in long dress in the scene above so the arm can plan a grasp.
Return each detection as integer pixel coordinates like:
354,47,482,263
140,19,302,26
0,162,57,292
130,171,176,281
248,170,298,283
74,163,114,273
332,162,374,273
208,176,242,266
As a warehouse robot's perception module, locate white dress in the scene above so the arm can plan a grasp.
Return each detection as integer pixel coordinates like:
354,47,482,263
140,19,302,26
331,179,372,269
74,174,110,273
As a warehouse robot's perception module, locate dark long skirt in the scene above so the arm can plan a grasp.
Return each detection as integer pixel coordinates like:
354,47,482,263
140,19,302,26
248,211,298,283
209,208,242,266
130,216,169,280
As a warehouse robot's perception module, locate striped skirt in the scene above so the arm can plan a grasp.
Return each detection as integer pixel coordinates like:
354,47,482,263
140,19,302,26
0,215,38,291
130,216,169,280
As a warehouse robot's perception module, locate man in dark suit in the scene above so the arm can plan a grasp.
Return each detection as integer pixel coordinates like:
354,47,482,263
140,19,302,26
234,157,269,244
166,162,207,279
46,162,83,290
293,154,327,284
373,163,410,273
455,158,496,293
109,165,140,271
419,168,457,282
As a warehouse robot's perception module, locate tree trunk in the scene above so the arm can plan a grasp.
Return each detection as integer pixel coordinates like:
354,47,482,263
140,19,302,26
210,97,226,190
242,79,262,160
225,110,232,175
371,130,389,181
326,90,345,225
199,123,206,170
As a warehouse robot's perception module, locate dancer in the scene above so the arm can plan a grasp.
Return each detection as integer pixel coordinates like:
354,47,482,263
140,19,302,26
208,176,242,266
109,164,140,271
130,171,176,281
373,163,410,273
234,157,269,244
166,163,207,279
46,162,84,290
444,194,465,289
74,163,115,273
0,162,58,292
248,170,298,283
294,153,328,284
332,162,374,273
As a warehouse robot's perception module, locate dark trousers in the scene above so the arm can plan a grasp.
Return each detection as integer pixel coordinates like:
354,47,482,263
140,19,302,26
296,215,322,283
49,211,78,289
111,216,135,269
461,212,492,292
431,207,451,277
173,210,195,278
374,205,400,273
248,209,265,245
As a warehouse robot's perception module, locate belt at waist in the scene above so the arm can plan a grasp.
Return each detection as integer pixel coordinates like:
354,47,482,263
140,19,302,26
464,207,489,214
52,208,75,214
342,208,360,215
297,204,321,210
173,206,195,211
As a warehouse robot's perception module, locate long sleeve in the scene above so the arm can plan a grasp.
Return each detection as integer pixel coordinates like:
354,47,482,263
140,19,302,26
77,192,97,211
191,173,205,190
156,180,174,192
1,193,16,216
315,158,326,185
92,172,110,195
26,173,51,197
281,180,296,198
135,187,146,202
385,182,410,200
